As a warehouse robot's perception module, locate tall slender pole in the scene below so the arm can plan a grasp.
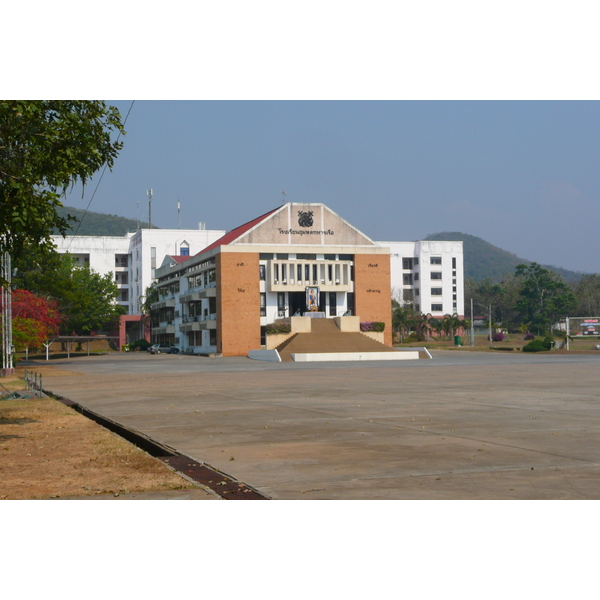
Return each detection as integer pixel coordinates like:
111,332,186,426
489,304,492,348
470,298,475,347
147,188,153,229
1,250,14,376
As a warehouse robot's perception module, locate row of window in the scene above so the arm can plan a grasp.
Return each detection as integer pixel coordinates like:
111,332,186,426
402,256,458,269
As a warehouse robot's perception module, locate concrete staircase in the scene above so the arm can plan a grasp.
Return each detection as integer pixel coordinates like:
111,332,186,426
276,319,395,362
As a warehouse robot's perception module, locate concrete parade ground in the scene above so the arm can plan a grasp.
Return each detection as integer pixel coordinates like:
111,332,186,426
40,350,600,500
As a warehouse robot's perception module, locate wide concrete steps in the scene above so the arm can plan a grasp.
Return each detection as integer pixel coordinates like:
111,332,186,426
276,319,393,362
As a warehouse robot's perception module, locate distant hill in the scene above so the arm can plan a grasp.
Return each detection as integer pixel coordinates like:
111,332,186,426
55,205,156,236
424,231,586,283
53,208,586,283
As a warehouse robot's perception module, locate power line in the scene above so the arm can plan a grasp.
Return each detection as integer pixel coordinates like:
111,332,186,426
67,101,135,248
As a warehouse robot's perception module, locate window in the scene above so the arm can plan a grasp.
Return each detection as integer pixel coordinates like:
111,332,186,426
415,288,420,296
452,257,457,269
180,247,189,256
414,303,420,312
452,270,456,277
260,293,266,316
329,292,337,316
431,272,442,280
414,257,419,266
452,286,456,292
431,256,442,265
431,304,443,311
402,257,414,270
414,273,419,281
259,265,266,280
431,288,442,296
403,273,413,285
277,292,286,317
403,289,413,302
453,294,457,300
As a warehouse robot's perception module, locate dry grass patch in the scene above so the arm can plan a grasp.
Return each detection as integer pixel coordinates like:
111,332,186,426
0,396,197,500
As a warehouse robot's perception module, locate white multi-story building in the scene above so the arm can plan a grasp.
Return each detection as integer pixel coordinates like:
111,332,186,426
377,240,465,317
52,225,225,315
50,216,465,349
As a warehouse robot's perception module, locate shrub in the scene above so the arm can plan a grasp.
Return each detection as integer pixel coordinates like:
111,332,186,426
542,336,555,350
266,323,291,335
524,333,535,341
360,321,385,332
492,333,505,342
522,339,546,352
131,339,151,351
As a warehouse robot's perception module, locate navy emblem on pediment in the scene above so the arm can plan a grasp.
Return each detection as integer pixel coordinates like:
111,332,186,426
298,210,314,228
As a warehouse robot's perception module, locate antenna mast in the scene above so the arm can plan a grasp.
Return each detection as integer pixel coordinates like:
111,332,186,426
178,200,181,229
147,188,153,229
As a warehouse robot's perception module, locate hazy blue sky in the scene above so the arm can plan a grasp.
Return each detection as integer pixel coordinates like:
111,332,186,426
65,100,600,273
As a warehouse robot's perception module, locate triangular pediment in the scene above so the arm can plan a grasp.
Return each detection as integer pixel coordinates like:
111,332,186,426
232,203,376,247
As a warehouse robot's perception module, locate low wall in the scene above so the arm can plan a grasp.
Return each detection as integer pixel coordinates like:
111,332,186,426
292,351,419,362
334,316,361,332
291,317,312,333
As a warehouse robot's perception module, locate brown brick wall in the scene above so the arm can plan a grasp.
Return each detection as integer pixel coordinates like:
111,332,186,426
216,252,261,356
353,254,392,346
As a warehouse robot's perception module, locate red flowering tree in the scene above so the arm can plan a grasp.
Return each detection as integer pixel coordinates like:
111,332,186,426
1,289,62,352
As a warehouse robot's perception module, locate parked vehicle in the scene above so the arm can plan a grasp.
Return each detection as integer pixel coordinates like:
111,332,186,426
166,346,180,354
147,344,168,354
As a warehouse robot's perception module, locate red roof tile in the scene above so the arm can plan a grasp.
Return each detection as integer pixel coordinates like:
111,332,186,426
196,206,281,255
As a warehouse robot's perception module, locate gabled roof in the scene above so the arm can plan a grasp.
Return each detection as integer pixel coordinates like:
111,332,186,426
170,255,190,264
197,206,281,255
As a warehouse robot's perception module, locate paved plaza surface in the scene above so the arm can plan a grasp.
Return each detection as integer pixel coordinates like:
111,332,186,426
40,350,600,499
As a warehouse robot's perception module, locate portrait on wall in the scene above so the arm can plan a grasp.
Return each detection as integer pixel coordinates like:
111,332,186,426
306,286,319,311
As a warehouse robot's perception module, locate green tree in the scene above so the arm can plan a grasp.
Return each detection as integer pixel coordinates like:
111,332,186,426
62,263,125,334
0,101,124,263
572,274,600,316
140,284,159,315
514,263,576,334
392,299,421,342
13,253,124,335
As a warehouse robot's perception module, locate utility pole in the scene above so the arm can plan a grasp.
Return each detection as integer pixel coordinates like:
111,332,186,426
1,250,14,376
470,298,475,347
489,303,493,349
147,188,153,229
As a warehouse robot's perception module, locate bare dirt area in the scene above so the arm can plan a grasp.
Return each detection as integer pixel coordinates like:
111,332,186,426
0,371,201,500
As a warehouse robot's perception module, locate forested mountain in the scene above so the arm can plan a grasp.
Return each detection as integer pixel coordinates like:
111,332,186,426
424,231,586,283
55,205,156,236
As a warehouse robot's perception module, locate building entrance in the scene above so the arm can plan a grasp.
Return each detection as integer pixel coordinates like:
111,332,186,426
289,292,306,316
289,290,328,316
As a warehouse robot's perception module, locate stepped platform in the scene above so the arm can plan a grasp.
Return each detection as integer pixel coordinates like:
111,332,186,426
273,319,419,362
